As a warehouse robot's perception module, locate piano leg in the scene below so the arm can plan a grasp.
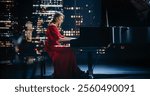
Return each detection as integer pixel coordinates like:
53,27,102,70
87,52,94,79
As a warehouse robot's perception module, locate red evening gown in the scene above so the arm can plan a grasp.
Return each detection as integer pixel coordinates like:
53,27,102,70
44,24,82,78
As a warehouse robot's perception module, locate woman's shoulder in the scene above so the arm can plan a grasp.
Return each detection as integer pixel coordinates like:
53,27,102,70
47,23,58,32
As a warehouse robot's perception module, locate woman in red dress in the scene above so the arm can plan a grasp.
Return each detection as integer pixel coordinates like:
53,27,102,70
44,12,85,78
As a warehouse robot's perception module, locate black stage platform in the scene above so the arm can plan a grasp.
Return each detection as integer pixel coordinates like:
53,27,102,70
0,59,150,79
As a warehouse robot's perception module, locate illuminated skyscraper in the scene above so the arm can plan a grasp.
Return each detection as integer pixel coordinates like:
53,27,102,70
0,0,18,61
63,0,101,37
32,0,63,39
0,0,17,47
32,0,101,38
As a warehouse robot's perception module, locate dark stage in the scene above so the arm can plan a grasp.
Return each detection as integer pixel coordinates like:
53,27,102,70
1,51,150,79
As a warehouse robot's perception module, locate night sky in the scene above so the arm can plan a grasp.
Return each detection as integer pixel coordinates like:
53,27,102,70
15,0,33,18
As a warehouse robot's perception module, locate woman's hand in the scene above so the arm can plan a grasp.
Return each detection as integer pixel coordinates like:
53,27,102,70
59,37,76,42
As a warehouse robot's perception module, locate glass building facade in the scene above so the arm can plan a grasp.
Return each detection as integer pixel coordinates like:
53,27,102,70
63,0,101,37
32,0,63,39
0,0,17,47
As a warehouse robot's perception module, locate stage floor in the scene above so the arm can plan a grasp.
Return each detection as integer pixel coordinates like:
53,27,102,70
1,62,150,79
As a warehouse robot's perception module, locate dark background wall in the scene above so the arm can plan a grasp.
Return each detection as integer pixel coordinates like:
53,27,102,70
101,0,150,27
15,0,33,27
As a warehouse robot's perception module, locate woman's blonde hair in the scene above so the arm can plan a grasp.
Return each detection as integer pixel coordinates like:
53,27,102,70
51,12,64,23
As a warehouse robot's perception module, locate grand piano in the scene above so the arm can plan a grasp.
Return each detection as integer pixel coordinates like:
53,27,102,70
70,0,150,78
70,27,112,78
